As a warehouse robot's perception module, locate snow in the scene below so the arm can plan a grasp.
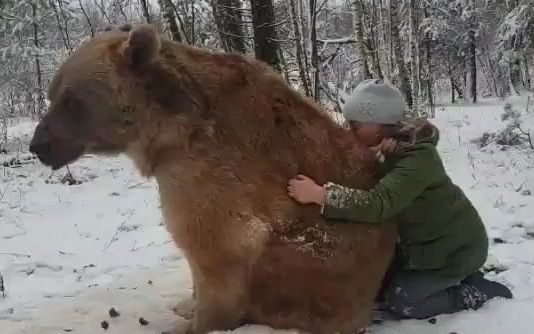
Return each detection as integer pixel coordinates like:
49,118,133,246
1,97,534,333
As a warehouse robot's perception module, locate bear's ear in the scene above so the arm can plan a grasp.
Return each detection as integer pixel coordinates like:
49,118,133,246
118,23,133,32
120,24,161,70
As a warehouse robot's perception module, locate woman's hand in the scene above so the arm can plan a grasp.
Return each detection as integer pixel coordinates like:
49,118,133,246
372,138,399,154
370,138,399,163
287,175,327,206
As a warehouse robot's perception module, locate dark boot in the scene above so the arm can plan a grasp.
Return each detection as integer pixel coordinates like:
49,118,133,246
462,272,513,300
461,271,484,284
454,283,489,310
453,274,513,311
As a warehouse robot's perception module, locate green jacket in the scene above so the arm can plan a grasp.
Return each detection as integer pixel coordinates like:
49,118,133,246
321,120,488,278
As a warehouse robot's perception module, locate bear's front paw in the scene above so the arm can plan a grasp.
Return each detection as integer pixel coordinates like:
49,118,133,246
162,320,194,334
172,297,196,320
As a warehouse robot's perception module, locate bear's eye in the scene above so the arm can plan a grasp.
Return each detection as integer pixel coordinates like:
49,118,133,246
60,92,88,128
63,94,78,110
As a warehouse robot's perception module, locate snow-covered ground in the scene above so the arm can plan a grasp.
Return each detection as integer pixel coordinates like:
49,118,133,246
1,97,533,334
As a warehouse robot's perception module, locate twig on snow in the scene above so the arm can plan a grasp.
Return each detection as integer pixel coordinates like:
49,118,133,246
126,181,148,189
0,171,15,203
0,252,31,258
130,241,155,252
0,271,5,298
1,221,28,240
516,180,527,192
58,250,75,256
130,240,172,252
103,209,135,251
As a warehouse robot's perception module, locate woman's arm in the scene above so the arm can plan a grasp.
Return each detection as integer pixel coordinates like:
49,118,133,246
289,146,438,223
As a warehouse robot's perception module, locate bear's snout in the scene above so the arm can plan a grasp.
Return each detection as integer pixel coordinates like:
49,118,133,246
29,120,85,170
29,122,52,158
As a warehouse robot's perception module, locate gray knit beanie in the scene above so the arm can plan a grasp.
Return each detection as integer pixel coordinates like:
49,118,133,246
342,79,407,124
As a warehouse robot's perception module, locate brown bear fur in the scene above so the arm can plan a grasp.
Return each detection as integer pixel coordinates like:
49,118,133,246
30,25,397,334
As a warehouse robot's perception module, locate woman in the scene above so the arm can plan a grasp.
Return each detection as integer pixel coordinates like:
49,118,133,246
287,79,512,319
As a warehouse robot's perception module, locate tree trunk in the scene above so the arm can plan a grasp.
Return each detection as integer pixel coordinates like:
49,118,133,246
298,0,311,85
423,5,434,117
469,37,477,102
378,0,391,77
78,0,94,37
523,54,532,89
169,1,191,44
278,48,291,84
447,47,465,103
139,0,151,23
369,0,383,78
426,38,434,117
463,57,467,97
115,0,128,21
468,0,477,103
211,0,246,53
480,42,499,97
31,2,45,118
190,1,195,45
58,0,72,50
390,0,413,108
448,50,456,104
353,0,371,78
289,0,311,96
250,0,281,70
309,0,320,100
93,0,112,24
509,58,522,95
409,0,421,110
50,0,71,52
158,0,183,42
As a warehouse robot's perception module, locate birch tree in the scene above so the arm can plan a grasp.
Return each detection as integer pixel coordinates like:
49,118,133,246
390,0,413,109
353,0,371,79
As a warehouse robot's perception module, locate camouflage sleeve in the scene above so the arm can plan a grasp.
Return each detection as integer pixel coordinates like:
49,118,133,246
320,146,437,223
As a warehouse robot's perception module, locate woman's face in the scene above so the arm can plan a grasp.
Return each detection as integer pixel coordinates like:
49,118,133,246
347,121,384,147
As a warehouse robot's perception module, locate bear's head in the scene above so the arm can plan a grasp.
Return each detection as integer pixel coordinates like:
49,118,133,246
29,25,163,170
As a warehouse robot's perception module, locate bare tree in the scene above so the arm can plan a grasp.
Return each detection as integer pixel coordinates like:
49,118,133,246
78,0,95,37
211,0,247,53
309,0,320,99
353,0,371,78
422,4,435,117
50,0,73,52
159,0,183,42
93,0,113,23
250,0,281,70
190,1,195,45
139,0,151,23
367,0,383,78
390,0,413,109
524,55,531,89
289,0,311,96
468,0,477,103
31,2,46,118
409,0,421,110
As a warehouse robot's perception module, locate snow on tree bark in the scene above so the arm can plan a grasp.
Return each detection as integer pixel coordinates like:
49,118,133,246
409,0,421,111
289,0,311,96
390,0,413,109
250,0,281,70
158,0,184,43
211,0,246,53
352,0,371,79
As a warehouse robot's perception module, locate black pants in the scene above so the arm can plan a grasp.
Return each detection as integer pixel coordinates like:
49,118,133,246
381,270,466,319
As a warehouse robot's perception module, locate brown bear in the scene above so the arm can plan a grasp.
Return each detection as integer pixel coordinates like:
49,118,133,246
29,24,397,334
